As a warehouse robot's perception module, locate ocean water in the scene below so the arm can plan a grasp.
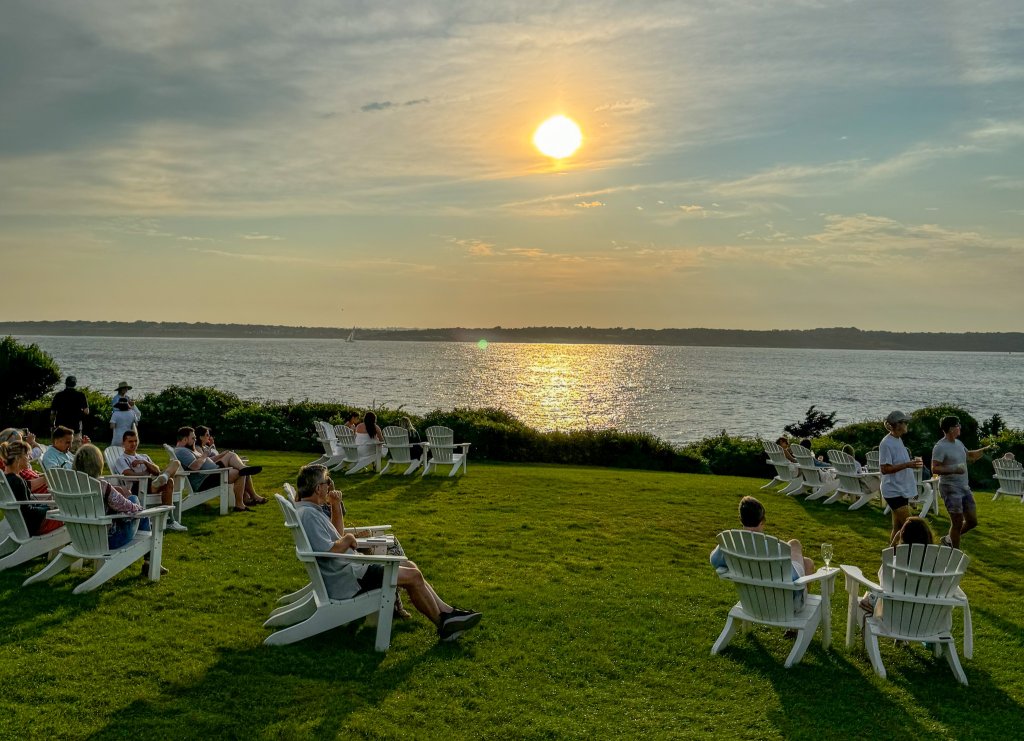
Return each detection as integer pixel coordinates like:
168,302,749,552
17,336,1024,444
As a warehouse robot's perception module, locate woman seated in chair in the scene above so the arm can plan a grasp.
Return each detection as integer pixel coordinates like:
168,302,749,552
194,425,266,504
776,437,797,464
859,516,934,616
72,444,154,550
1,441,63,536
1,435,49,495
354,412,386,459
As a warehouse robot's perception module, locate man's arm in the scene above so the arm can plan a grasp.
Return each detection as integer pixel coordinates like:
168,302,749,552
966,444,995,463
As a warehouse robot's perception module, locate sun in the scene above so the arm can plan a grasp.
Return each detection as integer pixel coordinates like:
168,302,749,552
533,115,582,159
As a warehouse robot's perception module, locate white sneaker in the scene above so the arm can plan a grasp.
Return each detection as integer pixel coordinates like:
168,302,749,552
152,473,170,488
165,520,188,533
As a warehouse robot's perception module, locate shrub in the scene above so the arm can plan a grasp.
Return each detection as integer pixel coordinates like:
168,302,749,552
828,420,885,457
0,336,61,419
684,433,771,478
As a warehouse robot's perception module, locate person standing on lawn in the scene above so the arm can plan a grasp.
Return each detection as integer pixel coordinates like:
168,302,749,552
49,375,90,452
931,416,995,548
879,410,922,547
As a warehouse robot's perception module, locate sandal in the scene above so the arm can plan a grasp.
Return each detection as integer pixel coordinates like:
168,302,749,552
232,506,254,513
249,495,268,504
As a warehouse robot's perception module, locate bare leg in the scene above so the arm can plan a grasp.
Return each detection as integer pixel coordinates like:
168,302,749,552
226,469,245,508
219,451,246,470
960,509,978,541
889,505,911,547
397,561,452,624
948,512,971,548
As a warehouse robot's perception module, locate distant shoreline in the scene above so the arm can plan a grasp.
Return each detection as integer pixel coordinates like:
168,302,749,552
3,320,1023,352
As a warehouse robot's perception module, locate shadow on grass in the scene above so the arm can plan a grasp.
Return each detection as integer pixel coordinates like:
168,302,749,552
714,634,934,739
86,631,461,740
0,569,105,647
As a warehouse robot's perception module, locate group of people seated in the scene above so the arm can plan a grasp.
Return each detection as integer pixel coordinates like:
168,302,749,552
343,412,425,460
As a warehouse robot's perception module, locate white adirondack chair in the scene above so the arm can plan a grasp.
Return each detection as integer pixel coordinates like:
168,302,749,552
760,441,801,495
824,449,881,510
789,444,838,500
264,495,405,651
865,449,880,473
310,421,349,470
711,530,838,668
271,483,395,616
422,426,470,478
992,458,1024,503
331,425,380,475
162,444,231,519
23,469,171,593
0,474,70,571
840,544,972,684
380,426,427,476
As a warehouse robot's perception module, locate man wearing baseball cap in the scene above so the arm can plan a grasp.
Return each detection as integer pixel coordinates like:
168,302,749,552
49,376,91,452
878,410,922,546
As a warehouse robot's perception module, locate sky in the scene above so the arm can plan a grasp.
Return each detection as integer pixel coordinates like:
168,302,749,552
2,0,1023,332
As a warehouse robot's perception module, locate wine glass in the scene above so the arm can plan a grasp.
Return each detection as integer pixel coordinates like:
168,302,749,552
821,543,834,570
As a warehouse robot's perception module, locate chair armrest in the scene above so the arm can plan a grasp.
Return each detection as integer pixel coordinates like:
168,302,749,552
344,525,392,535
796,567,839,587
297,549,407,564
839,564,880,593
5,498,57,508
186,468,231,480
134,505,174,518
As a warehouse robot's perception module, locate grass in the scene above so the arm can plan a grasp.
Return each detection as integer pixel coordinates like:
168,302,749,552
2,449,1024,739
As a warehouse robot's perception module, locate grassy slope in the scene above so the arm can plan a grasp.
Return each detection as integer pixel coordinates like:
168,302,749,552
1,450,1023,740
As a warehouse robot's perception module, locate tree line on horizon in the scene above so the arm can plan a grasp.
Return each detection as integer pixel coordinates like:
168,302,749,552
2,321,1024,352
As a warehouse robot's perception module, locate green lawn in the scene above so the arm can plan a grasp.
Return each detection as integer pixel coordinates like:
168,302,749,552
2,450,1023,740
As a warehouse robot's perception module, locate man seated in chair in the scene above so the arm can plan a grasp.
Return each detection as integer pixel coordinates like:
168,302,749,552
113,431,188,533
294,463,482,642
710,496,814,604
41,426,76,470
173,426,252,513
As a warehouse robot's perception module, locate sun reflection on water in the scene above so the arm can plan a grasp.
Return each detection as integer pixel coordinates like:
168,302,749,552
472,343,659,433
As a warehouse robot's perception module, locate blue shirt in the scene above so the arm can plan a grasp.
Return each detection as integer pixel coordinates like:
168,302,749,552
41,445,74,470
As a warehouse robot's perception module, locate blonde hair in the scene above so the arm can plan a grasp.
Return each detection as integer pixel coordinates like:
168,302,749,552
0,440,31,467
72,444,104,478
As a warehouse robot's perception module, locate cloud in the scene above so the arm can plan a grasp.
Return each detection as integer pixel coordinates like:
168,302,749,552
241,232,283,241
593,98,651,114
575,201,605,208
361,98,430,112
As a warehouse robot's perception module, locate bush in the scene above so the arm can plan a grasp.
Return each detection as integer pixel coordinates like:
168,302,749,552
684,433,771,478
0,336,61,420
828,420,885,458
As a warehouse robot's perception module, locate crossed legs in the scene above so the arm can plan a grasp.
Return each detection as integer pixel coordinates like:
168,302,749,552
397,560,452,626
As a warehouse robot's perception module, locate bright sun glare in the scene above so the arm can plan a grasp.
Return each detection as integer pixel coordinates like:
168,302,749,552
533,115,582,159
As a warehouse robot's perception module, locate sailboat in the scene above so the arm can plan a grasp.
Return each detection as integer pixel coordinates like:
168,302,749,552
345,327,355,343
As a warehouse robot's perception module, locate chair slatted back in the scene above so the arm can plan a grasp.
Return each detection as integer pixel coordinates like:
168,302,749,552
865,450,880,472
314,421,339,455
45,468,109,557
0,474,33,541
827,449,866,497
715,530,799,623
282,483,297,503
994,459,1024,496
333,425,361,459
762,441,798,481
104,446,124,475
382,427,414,464
878,544,969,639
425,426,456,464
274,494,330,600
